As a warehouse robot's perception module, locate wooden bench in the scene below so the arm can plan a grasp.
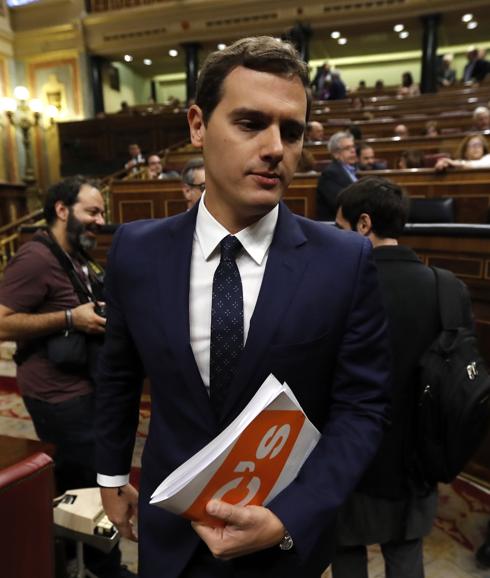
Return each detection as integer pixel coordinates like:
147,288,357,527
305,131,490,169
110,177,317,221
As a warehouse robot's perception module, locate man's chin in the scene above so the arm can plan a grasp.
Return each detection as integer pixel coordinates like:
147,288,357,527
79,234,97,251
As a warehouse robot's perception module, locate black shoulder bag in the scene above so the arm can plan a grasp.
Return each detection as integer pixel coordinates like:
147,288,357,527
32,232,104,374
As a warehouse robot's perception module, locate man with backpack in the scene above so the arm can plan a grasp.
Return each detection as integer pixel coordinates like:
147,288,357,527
0,176,134,578
332,176,477,578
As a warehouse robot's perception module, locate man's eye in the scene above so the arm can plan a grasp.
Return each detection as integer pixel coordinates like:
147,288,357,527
237,120,264,131
282,127,303,143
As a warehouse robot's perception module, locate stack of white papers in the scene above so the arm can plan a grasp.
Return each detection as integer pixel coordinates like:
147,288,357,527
150,374,320,525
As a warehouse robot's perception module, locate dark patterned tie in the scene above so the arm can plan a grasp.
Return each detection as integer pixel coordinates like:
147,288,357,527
210,235,244,413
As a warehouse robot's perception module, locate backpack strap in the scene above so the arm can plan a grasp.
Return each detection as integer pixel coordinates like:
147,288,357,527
431,266,463,330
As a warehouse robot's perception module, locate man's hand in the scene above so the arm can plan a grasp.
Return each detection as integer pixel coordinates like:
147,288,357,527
191,499,285,560
100,484,139,542
72,302,106,334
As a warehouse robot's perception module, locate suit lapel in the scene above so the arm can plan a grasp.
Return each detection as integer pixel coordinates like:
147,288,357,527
156,207,215,425
220,203,309,420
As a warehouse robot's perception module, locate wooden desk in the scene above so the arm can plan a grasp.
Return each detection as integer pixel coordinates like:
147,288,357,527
0,435,54,470
0,182,28,227
366,167,490,223
110,177,317,221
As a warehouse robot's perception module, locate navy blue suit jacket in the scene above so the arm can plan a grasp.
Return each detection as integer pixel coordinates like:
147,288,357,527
316,160,355,221
95,202,391,577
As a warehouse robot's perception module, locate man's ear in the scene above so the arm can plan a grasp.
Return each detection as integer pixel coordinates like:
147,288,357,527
356,213,372,236
54,200,69,222
181,185,192,201
187,105,205,148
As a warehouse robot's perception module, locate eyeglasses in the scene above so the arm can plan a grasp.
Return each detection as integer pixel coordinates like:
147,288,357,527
188,182,206,193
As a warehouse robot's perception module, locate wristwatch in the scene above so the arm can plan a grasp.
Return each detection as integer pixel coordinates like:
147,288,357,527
279,530,294,551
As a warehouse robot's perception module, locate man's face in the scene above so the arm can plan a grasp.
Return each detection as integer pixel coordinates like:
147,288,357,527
67,185,105,252
359,147,375,168
335,207,353,231
475,112,490,130
188,66,307,231
308,122,324,141
129,144,141,158
148,155,163,175
182,167,205,208
333,137,357,165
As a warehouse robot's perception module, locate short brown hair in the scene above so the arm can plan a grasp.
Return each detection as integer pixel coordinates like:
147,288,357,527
195,36,311,124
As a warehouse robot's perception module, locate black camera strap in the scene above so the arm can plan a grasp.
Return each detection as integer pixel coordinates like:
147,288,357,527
33,231,100,305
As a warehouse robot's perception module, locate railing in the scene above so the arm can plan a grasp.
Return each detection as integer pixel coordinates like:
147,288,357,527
88,0,173,12
0,208,45,276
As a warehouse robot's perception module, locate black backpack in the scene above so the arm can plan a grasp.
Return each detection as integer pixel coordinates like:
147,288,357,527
415,267,490,485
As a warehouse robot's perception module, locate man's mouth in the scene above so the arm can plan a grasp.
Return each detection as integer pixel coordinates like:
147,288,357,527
250,172,281,187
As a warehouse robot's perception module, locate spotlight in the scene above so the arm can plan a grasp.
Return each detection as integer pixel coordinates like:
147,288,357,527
338,37,347,45
168,49,178,57
331,31,341,39
143,58,152,65
124,54,133,63
399,31,409,39
462,13,473,23
467,21,478,29
394,24,404,32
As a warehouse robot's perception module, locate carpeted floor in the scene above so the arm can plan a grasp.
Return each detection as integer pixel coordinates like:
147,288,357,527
1,374,490,577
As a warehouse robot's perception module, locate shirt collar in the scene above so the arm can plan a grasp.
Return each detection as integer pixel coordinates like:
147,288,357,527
195,193,279,265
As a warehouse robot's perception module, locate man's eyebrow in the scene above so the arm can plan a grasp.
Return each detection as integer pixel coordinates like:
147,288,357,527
229,108,269,120
228,108,305,130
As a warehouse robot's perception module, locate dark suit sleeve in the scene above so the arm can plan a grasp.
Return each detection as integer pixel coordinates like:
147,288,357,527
316,168,345,221
95,225,145,478
267,237,391,562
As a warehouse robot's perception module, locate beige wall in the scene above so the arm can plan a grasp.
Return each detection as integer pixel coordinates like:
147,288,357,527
103,62,152,113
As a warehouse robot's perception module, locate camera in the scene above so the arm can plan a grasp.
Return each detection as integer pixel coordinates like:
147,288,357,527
94,303,106,318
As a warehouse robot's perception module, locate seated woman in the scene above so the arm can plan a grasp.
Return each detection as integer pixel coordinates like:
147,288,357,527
435,133,490,170
397,72,420,97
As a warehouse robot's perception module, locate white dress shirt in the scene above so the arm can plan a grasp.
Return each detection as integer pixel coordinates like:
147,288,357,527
98,195,278,487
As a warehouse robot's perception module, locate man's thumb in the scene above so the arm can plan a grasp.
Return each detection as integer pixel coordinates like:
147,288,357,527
206,499,239,524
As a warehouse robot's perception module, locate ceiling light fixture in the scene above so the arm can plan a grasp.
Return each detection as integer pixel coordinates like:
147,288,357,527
331,31,341,39
217,43,226,51
168,49,178,57
394,24,404,32
399,31,409,39
143,58,152,65
338,37,347,45
124,54,133,63
462,13,473,23
467,21,478,29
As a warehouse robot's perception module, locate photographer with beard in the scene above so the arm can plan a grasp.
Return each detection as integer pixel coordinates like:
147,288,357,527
0,176,134,578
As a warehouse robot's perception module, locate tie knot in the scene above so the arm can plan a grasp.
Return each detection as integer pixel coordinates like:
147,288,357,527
220,235,242,261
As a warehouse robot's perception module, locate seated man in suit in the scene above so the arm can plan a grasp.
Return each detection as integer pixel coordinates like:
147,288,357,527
316,131,358,220
181,156,206,210
96,36,391,578
305,120,325,143
357,144,387,171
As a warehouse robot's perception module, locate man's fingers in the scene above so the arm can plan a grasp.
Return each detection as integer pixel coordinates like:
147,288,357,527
116,519,138,542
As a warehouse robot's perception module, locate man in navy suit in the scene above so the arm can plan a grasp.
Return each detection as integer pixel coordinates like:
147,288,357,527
95,36,391,578
316,131,358,221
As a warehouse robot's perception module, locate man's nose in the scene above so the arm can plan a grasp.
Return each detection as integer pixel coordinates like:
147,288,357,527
95,213,105,226
260,125,284,163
